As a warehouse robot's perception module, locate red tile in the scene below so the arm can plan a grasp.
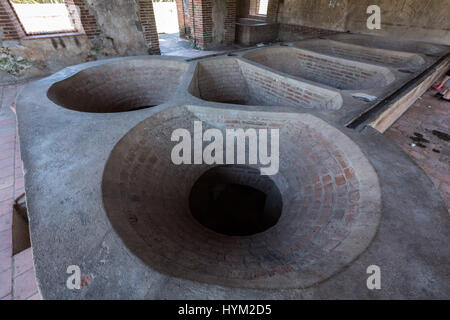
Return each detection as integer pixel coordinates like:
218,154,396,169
0,166,14,179
0,157,14,170
0,135,15,145
0,268,12,299
13,268,38,300
0,199,13,216
0,119,15,126
14,178,24,190
0,186,14,202
0,149,14,161
0,175,14,190
13,248,34,277
0,230,12,251
0,213,12,232
0,142,14,153
0,248,12,273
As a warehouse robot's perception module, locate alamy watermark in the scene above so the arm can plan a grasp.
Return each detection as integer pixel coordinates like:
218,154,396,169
171,121,280,176
367,265,381,290
367,5,381,30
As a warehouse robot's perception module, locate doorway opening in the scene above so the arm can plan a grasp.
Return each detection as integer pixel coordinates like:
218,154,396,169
152,0,188,55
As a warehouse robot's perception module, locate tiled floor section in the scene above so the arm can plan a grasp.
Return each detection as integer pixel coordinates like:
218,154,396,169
385,84,450,212
0,84,41,300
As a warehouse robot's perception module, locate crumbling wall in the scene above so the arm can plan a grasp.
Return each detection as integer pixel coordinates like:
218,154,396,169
277,0,450,45
0,35,91,84
85,0,150,58
0,0,158,84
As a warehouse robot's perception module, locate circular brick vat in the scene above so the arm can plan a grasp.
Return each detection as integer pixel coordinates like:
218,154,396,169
102,106,381,289
47,59,188,113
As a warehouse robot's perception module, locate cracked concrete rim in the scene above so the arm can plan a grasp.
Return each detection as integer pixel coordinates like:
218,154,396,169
102,106,382,289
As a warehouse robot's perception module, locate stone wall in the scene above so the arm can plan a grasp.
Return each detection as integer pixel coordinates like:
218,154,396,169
277,0,450,45
0,0,160,84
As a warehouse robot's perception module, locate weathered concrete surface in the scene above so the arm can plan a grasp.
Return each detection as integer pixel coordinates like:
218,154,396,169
15,36,450,299
277,0,450,45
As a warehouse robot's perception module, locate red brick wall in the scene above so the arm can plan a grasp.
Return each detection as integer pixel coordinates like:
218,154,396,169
68,0,101,39
175,0,189,37
0,1,24,40
185,0,236,49
188,0,213,49
137,0,160,54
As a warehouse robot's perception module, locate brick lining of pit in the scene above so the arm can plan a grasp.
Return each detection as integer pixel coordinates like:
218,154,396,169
294,39,426,71
329,34,446,55
102,106,381,289
243,47,396,91
189,57,343,110
47,59,189,113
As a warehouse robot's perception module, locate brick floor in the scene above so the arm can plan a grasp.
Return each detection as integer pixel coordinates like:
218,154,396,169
385,80,450,213
0,84,41,300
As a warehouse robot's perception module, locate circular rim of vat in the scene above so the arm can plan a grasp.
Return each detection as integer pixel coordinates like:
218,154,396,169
102,105,382,289
46,58,189,114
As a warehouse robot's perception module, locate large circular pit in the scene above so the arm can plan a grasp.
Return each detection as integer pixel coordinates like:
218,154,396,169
47,59,188,113
102,106,381,289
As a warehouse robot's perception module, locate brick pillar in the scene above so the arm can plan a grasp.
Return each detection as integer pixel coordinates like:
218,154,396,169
224,0,236,45
138,0,160,54
0,1,25,41
70,0,101,39
176,0,189,38
266,0,279,22
189,0,212,49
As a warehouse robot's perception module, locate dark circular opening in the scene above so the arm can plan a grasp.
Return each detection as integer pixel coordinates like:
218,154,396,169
189,166,283,236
